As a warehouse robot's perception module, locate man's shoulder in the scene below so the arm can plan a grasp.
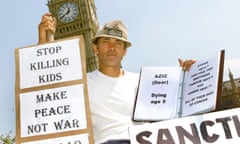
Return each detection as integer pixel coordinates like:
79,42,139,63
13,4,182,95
124,71,139,76
87,69,98,76
124,71,139,80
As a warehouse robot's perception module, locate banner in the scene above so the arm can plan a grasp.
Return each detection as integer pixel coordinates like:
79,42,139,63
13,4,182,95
129,108,240,144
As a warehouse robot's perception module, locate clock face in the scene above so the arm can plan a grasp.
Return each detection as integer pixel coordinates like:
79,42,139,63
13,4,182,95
57,2,79,23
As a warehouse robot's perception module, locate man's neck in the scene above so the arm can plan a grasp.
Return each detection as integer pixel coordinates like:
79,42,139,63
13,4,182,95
99,67,124,77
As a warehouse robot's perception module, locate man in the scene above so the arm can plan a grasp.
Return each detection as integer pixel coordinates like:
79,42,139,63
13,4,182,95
38,13,195,144
87,20,143,144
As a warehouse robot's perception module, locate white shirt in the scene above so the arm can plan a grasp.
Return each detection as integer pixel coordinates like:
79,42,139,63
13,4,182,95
87,70,141,143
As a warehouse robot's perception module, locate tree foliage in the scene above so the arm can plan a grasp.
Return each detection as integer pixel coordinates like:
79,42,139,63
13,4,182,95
0,131,15,144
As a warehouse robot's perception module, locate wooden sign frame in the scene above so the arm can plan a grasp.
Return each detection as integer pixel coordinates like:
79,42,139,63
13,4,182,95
15,36,94,144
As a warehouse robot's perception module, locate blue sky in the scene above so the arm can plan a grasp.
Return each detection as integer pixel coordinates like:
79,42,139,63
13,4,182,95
1,0,240,136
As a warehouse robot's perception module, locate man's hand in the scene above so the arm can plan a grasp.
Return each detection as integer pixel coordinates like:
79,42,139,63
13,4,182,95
178,58,196,71
38,13,56,44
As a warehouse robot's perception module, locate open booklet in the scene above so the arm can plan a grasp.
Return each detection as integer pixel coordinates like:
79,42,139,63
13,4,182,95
133,50,225,121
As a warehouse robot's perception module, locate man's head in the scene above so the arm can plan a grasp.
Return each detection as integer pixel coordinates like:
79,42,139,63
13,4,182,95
92,20,131,72
92,20,132,48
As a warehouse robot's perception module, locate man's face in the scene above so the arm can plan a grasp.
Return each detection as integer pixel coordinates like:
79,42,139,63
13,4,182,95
94,37,127,68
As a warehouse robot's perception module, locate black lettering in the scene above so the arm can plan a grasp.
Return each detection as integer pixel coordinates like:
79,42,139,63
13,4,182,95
152,80,168,85
27,123,48,134
157,129,175,144
30,62,37,71
188,89,199,95
39,72,62,84
200,120,219,143
232,115,240,137
216,117,232,139
154,74,167,78
136,131,152,144
34,105,71,118
30,58,69,71
151,93,167,98
36,46,62,56
36,48,43,56
197,61,208,68
38,74,46,83
54,119,80,130
176,124,200,144
36,91,67,103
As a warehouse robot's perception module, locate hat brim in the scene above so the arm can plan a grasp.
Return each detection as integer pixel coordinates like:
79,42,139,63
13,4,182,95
92,34,132,48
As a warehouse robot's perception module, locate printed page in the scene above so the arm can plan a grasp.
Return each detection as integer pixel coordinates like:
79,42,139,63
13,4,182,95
181,50,224,116
133,66,182,121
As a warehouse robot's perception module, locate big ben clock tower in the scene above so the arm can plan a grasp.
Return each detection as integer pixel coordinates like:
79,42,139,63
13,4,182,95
47,0,99,72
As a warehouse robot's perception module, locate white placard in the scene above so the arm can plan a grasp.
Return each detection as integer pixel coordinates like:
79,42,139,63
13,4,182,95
20,84,87,137
19,38,82,89
22,133,89,144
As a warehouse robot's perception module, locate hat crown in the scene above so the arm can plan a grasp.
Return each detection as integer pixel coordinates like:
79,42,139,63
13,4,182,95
102,20,128,38
93,20,132,48
96,20,128,39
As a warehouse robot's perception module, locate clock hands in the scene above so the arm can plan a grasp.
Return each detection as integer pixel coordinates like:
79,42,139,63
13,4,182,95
58,2,79,23
60,7,71,20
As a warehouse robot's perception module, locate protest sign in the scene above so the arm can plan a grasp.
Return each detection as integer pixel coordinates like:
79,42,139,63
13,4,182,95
15,36,93,143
